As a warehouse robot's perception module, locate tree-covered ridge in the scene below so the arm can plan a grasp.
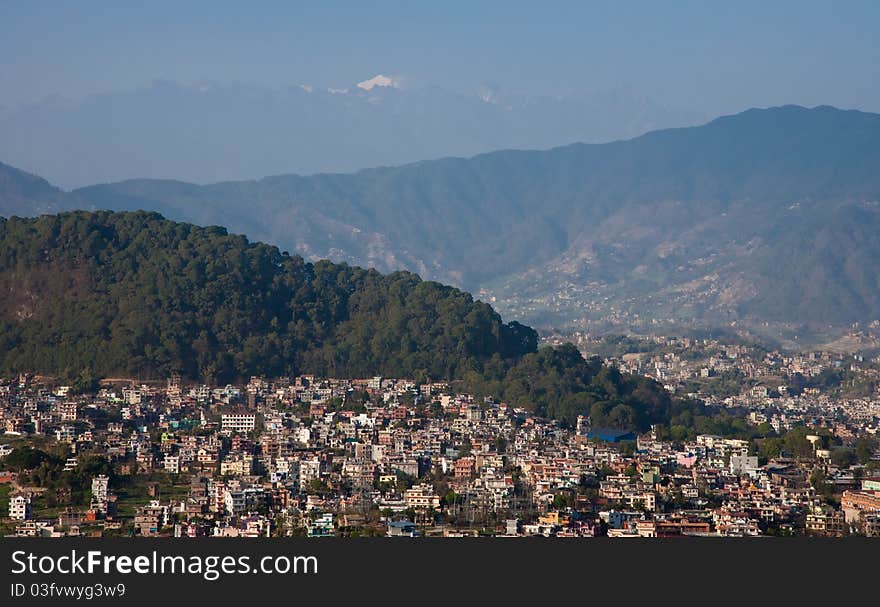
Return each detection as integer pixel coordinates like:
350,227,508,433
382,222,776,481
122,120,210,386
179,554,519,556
0,211,700,433
461,344,678,428
0,211,536,383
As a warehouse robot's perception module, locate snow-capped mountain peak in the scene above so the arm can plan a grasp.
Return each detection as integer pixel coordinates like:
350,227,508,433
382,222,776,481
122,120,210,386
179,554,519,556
356,74,399,91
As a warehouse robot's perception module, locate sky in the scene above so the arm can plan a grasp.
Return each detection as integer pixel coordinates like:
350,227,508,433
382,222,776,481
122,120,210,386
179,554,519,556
2,0,880,117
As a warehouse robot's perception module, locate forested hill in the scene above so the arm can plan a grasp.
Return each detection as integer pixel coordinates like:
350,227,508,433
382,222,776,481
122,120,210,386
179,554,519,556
0,211,695,432
0,211,536,383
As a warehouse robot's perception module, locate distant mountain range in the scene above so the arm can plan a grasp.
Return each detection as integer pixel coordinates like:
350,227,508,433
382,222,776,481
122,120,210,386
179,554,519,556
3,104,880,335
0,78,702,187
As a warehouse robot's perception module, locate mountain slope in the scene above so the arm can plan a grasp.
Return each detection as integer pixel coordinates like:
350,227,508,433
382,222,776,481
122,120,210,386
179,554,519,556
0,161,74,217
0,211,536,383
4,105,880,330
0,210,690,432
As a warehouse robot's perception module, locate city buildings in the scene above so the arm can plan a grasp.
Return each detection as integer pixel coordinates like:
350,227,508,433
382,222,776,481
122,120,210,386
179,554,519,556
1,350,878,538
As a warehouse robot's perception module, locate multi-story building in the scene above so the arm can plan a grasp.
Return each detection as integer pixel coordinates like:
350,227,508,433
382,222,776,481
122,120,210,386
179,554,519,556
9,494,32,520
404,484,441,509
221,413,256,434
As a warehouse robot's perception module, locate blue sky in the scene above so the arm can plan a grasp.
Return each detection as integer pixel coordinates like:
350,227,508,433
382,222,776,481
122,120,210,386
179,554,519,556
2,0,879,115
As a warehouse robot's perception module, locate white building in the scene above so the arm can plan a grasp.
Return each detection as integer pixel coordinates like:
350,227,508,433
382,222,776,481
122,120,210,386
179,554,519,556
221,413,256,434
223,486,265,515
9,494,32,520
404,483,441,509
299,457,323,488
729,454,760,477
56,425,76,442
164,455,181,474
91,475,110,511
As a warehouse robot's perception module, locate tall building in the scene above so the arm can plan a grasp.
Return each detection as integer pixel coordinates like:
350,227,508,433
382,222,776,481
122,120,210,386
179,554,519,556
9,494,32,520
91,475,110,512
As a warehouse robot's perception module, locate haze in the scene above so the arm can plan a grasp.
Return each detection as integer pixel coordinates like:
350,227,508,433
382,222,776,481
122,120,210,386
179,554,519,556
2,0,879,186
